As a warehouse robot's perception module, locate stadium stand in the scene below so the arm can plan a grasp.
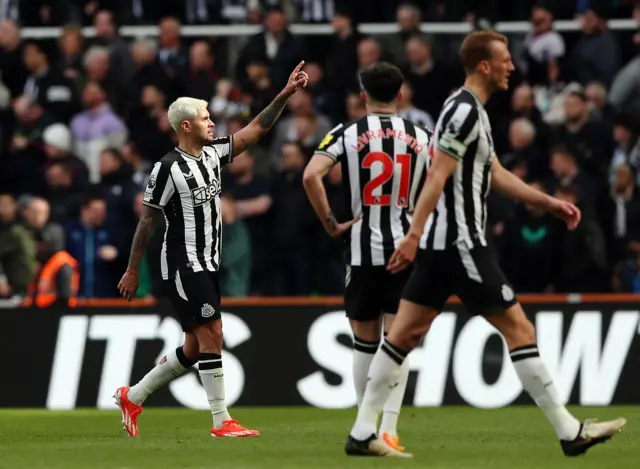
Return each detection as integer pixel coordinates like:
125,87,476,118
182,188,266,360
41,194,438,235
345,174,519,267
1,0,640,301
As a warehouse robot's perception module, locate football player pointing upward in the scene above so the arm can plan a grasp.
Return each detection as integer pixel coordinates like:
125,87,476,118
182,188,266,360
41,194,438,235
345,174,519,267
115,62,308,438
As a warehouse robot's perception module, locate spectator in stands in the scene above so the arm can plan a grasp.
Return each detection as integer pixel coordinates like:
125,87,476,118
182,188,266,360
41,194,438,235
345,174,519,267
83,45,127,115
302,62,332,119
606,163,640,262
554,183,608,292
269,141,313,296
323,8,361,119
184,40,218,101
64,195,120,298
45,161,86,225
548,145,597,213
42,122,89,191
219,195,251,297
571,3,620,86
18,196,65,272
121,141,151,189
356,38,381,90
586,81,615,129
92,10,134,86
550,86,612,179
157,16,189,79
0,19,27,100
500,181,562,293
130,38,171,108
610,114,640,185
57,25,85,87
396,81,435,130
7,96,57,196
70,80,128,183
346,92,366,120
126,84,175,163
403,34,455,121
224,150,272,295
0,193,36,299
495,83,549,165
502,118,544,178
270,89,332,169
22,40,80,123
382,2,425,69
236,5,306,92
521,3,565,87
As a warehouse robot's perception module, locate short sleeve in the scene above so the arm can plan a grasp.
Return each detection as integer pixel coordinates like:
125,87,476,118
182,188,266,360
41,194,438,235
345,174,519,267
143,161,174,209
314,124,345,162
207,135,234,166
435,102,478,161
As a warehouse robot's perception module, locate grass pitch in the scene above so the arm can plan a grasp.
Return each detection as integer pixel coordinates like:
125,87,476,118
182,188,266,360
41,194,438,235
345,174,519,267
0,406,637,469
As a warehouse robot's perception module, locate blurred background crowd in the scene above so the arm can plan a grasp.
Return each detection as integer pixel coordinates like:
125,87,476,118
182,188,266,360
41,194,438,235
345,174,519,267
2,0,640,302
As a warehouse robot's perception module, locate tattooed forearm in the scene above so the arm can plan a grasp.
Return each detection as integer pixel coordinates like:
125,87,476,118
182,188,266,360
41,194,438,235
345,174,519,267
257,92,291,130
325,212,338,234
127,207,160,272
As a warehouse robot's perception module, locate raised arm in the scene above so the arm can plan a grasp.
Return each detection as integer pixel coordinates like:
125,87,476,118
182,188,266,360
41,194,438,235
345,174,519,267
231,61,309,157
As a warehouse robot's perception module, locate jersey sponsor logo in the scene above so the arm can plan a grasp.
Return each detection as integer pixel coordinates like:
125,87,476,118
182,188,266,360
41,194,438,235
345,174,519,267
191,180,221,206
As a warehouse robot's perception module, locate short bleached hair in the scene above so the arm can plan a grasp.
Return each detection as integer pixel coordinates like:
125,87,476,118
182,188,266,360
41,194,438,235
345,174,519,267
167,97,209,132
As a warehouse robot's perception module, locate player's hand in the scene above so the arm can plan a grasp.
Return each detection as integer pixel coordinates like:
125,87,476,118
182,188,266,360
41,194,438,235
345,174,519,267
327,216,360,240
546,197,581,231
387,233,420,274
118,269,139,302
283,61,309,95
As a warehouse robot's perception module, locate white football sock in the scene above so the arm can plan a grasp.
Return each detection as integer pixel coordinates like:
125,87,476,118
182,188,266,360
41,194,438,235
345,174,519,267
379,356,410,438
199,353,232,428
510,345,581,440
128,346,195,405
353,335,378,406
350,339,407,441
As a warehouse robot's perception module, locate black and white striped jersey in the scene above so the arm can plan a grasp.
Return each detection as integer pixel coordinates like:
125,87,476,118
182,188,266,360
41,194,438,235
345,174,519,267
421,87,494,251
142,136,234,280
315,114,431,266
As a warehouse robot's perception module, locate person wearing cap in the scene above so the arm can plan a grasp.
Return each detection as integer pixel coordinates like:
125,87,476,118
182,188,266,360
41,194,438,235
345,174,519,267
42,123,90,191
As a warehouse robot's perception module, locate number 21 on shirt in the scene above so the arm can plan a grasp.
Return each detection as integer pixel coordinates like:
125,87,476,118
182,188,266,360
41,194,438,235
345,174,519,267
361,151,411,207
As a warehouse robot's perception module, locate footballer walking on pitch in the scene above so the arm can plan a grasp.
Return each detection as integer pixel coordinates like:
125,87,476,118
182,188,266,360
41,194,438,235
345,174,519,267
115,62,309,438
345,31,626,458
303,62,430,453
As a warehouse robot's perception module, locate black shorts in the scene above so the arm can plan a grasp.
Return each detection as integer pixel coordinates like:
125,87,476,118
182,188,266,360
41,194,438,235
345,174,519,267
163,270,222,332
344,265,412,321
402,245,517,315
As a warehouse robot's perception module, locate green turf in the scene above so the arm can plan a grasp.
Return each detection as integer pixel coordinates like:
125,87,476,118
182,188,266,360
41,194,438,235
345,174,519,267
0,407,637,469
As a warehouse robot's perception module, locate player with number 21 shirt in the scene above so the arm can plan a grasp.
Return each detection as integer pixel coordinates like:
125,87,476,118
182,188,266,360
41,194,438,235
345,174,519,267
303,61,430,452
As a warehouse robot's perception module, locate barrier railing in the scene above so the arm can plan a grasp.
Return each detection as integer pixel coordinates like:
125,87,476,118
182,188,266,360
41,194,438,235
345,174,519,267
17,18,639,39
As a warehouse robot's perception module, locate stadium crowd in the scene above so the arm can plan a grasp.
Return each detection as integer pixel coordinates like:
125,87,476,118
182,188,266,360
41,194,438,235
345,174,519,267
1,0,640,301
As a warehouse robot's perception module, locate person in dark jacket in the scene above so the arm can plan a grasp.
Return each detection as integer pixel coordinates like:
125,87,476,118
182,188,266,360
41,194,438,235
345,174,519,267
64,195,121,298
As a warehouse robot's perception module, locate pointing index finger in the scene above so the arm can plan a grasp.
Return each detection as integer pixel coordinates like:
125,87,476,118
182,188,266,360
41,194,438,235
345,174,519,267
294,60,305,73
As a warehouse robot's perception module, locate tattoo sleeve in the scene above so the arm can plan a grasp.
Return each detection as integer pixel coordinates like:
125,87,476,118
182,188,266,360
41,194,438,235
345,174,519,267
232,91,293,156
257,91,291,130
127,205,161,272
